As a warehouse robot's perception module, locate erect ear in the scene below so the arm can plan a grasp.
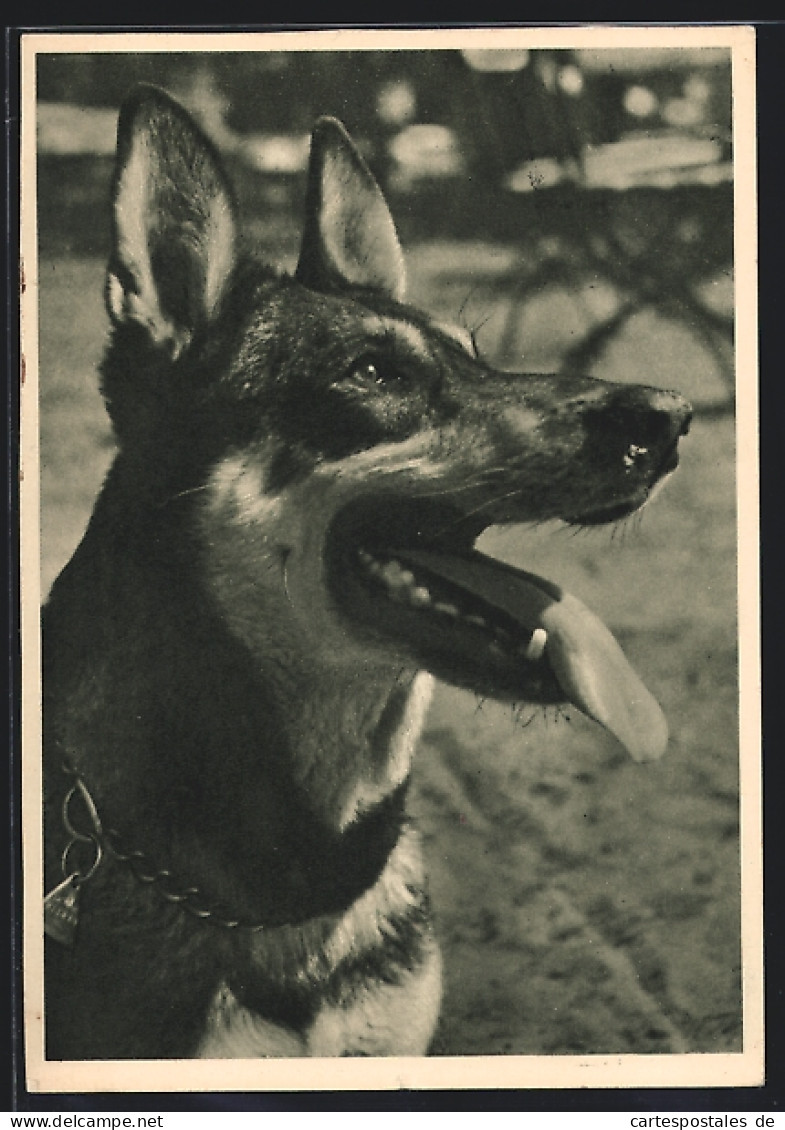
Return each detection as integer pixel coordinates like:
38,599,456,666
105,85,237,359
295,118,406,301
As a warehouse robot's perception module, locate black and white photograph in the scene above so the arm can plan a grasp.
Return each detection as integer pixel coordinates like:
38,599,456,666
19,26,761,1094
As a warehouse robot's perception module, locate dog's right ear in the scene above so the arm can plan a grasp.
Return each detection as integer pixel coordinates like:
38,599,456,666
106,86,236,359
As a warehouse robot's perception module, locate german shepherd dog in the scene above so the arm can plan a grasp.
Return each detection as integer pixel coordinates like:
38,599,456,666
42,85,691,1059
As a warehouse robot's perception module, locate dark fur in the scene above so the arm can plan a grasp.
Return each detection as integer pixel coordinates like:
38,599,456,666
43,86,691,1059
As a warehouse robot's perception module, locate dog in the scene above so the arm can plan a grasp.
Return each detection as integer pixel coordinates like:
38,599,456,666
42,84,691,1059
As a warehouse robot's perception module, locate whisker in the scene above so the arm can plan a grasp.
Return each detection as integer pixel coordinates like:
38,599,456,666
470,310,495,338
281,549,293,607
438,485,524,526
155,484,210,509
457,290,474,326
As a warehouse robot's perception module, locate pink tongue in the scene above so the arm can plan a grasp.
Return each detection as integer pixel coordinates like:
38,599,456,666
538,590,668,762
402,550,668,762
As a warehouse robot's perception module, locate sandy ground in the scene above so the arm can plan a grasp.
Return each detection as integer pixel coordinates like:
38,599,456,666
33,244,743,1062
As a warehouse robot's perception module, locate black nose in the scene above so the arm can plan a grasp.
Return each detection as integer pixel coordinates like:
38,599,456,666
578,386,692,486
591,386,692,451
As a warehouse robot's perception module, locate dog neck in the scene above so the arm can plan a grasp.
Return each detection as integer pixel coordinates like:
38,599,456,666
283,667,434,831
43,472,433,927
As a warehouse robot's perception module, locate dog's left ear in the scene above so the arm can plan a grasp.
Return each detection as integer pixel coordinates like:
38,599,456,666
296,118,406,300
106,85,237,359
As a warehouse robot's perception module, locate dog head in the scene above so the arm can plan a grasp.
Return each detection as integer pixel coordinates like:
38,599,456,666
102,86,691,767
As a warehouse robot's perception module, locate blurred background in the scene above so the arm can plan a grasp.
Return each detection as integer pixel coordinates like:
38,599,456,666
35,46,742,1058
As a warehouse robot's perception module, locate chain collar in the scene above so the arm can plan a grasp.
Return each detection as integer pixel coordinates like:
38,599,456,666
45,759,267,946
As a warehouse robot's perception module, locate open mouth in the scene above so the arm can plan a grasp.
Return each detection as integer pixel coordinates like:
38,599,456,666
325,496,669,762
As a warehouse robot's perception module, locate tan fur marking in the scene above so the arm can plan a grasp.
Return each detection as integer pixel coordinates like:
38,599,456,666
197,941,441,1059
307,936,443,1057
196,985,306,1059
197,828,439,1057
204,195,235,315
383,320,429,357
108,133,161,333
323,431,448,483
338,671,434,828
434,318,476,356
321,825,428,968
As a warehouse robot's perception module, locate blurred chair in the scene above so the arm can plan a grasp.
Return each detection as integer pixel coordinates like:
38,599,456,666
450,50,734,406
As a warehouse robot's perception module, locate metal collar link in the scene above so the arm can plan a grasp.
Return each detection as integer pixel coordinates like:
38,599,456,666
60,766,104,887
52,760,266,933
44,760,107,946
105,825,265,930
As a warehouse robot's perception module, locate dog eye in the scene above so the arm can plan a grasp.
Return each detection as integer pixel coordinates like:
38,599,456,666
354,360,384,384
345,357,401,389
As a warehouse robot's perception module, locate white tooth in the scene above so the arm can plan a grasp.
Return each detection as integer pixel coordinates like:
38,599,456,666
524,627,548,662
358,549,373,565
409,586,432,607
434,601,460,618
380,561,406,586
399,568,416,587
465,614,487,629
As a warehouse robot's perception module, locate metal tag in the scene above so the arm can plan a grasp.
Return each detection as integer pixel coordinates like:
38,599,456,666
44,875,80,947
